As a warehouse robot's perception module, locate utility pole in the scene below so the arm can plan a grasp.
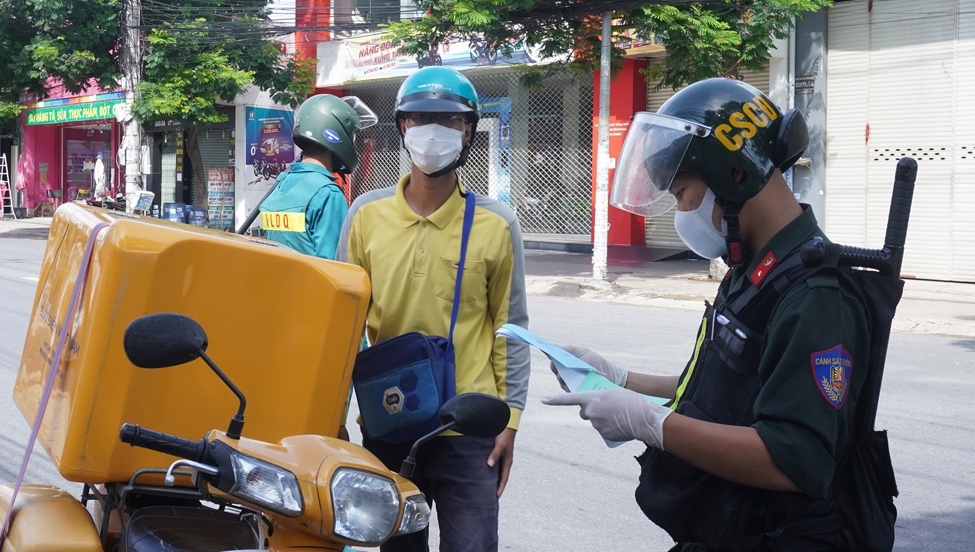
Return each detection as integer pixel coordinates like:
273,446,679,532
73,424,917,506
592,12,612,284
121,0,143,210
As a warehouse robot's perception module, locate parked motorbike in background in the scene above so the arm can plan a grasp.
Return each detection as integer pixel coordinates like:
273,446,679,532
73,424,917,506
417,45,442,68
469,35,498,64
85,192,127,212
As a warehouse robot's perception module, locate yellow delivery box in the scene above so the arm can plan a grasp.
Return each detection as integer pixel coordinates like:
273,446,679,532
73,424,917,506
13,203,370,484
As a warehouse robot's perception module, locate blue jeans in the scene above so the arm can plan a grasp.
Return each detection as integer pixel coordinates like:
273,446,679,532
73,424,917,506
362,434,500,552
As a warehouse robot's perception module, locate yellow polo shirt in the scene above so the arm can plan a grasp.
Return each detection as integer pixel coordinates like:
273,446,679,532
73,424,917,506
337,175,530,429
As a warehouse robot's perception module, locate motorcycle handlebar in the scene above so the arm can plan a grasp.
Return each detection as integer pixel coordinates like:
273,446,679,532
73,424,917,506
119,423,209,463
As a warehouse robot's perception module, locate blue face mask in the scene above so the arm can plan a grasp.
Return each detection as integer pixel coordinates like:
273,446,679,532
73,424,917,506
673,187,728,260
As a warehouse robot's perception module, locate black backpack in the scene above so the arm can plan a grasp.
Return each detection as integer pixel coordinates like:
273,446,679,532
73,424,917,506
823,263,900,552
772,241,900,552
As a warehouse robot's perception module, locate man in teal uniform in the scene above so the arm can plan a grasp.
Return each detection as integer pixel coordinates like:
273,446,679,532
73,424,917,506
545,79,889,550
260,94,376,260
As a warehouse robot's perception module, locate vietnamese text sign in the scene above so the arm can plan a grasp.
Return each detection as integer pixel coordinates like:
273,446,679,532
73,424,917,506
317,32,561,87
26,99,126,126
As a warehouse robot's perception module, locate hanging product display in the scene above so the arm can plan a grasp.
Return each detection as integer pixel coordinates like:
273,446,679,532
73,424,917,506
207,169,235,230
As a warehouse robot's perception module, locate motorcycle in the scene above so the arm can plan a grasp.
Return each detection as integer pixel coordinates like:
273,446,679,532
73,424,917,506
85,192,127,212
0,202,510,551
252,158,287,180
469,35,498,64
416,46,442,68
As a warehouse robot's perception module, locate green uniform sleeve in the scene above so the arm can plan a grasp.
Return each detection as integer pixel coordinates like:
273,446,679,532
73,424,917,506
307,186,349,261
752,273,870,500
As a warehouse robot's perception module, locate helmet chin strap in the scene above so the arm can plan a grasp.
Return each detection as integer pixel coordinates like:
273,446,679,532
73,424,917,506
714,196,747,267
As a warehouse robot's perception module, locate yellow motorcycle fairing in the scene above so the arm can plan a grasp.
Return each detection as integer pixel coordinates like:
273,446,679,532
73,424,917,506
0,484,101,551
205,431,422,548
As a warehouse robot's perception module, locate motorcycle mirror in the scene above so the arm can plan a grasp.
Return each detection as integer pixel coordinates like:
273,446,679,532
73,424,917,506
123,313,208,369
123,313,248,440
399,393,510,479
438,393,510,439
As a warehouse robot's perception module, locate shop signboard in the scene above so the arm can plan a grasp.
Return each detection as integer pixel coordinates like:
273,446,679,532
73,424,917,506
26,99,126,126
316,32,565,87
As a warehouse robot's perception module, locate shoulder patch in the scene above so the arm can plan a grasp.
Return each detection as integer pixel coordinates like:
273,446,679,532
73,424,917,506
810,345,852,409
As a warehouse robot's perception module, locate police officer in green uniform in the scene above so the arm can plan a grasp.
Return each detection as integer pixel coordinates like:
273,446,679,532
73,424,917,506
544,78,874,550
260,94,376,260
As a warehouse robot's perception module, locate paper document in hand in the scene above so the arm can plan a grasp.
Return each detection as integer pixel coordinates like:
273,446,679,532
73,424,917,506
497,324,669,405
495,323,597,392
496,324,670,448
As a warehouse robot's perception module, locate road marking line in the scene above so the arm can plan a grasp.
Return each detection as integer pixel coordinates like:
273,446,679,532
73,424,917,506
22,276,38,282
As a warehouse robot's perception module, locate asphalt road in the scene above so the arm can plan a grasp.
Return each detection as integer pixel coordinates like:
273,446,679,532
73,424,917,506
1,231,972,550
0,228,79,495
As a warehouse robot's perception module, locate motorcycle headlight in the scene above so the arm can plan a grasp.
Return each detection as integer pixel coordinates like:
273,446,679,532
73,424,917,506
330,468,401,545
228,452,304,517
394,493,430,536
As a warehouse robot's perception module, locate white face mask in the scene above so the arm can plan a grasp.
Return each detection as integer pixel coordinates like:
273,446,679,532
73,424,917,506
403,124,465,175
673,187,728,260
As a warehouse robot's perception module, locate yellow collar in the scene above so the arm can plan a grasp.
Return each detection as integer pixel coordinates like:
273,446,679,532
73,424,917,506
394,174,469,229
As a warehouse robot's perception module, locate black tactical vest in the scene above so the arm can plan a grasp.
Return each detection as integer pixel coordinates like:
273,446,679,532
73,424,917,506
634,247,856,552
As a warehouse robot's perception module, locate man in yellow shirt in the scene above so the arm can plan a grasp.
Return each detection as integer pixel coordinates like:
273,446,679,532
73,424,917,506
336,66,529,552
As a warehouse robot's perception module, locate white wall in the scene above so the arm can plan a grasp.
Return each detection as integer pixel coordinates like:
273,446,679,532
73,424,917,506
232,86,296,231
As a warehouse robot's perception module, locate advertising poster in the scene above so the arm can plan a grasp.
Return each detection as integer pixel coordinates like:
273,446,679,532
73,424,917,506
317,32,563,87
245,107,295,178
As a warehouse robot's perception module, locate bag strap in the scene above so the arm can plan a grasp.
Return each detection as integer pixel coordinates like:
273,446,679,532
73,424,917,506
447,192,475,347
0,221,111,545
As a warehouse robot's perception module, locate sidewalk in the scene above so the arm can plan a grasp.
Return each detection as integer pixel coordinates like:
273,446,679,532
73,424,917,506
523,248,975,339
5,216,974,338
0,216,54,236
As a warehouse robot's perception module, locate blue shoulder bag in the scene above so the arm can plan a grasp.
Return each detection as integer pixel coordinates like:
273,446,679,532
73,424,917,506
352,192,475,444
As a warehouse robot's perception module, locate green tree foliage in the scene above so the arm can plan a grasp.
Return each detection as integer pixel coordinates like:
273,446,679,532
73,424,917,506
383,0,831,90
132,0,316,207
629,0,831,90
0,0,121,132
0,0,313,208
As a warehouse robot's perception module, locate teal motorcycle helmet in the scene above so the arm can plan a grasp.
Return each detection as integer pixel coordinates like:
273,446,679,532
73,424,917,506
394,67,481,176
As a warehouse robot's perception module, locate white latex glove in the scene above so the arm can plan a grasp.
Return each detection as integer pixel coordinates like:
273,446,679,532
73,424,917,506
542,389,672,450
548,345,628,391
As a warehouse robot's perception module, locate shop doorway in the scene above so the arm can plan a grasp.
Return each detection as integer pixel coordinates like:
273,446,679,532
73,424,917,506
64,125,112,201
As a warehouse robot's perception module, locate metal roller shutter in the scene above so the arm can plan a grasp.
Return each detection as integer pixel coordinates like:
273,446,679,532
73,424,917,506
197,127,232,211
827,0,972,281
199,127,232,174
644,67,770,248
956,0,975,281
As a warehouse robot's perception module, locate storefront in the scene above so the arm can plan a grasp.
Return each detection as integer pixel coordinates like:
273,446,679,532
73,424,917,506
19,88,124,213
315,31,596,237
827,0,975,282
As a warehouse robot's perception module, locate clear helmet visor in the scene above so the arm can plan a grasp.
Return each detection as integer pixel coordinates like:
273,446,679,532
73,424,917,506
610,112,711,217
342,96,379,130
